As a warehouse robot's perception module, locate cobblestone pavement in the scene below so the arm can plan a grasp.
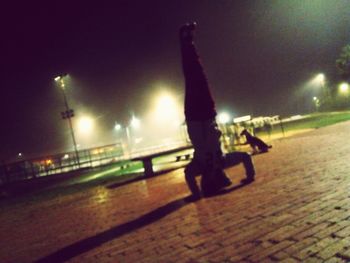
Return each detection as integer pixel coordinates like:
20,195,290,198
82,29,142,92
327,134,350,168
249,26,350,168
1,121,350,263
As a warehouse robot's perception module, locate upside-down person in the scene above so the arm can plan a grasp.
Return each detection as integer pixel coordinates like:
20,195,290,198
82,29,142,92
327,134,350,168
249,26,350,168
179,22,256,200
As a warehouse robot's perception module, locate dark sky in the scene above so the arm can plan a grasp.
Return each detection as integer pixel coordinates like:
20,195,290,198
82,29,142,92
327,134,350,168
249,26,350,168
1,0,350,161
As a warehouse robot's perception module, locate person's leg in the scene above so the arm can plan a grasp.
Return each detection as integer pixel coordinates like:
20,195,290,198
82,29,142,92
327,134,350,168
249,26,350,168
201,168,232,197
187,120,231,192
224,151,255,183
184,160,202,198
180,23,231,194
215,169,232,187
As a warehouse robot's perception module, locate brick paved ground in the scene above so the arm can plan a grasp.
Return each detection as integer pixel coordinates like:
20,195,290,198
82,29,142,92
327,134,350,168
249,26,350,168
1,121,350,263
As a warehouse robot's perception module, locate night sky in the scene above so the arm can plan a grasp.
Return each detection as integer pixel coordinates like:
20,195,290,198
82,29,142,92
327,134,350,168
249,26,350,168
1,0,350,161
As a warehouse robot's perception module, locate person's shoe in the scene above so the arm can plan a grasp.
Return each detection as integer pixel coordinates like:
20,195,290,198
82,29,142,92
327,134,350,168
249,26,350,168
179,22,197,41
240,177,255,184
216,170,232,188
180,22,197,33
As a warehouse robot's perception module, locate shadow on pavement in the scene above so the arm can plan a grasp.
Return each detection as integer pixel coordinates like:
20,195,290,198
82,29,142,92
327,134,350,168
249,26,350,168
0,166,180,202
34,197,188,263
209,182,251,197
106,167,181,189
34,182,248,263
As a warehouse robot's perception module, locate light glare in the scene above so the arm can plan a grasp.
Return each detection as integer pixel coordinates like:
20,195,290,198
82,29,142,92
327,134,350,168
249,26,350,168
313,73,325,85
131,117,140,128
153,93,179,123
78,116,94,134
339,83,349,93
217,112,231,124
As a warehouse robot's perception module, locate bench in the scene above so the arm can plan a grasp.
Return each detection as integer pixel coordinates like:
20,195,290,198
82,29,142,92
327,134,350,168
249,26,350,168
175,154,192,162
131,145,192,177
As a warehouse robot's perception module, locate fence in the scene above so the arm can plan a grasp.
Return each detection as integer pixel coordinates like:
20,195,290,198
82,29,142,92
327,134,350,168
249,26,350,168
0,118,286,186
0,143,124,185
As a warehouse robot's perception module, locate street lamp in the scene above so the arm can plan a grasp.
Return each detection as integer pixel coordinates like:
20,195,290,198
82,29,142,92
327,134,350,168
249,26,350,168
339,83,349,94
114,116,141,151
217,112,231,124
54,75,80,167
127,116,141,145
217,112,231,151
130,116,140,129
114,123,122,131
313,96,320,112
312,73,332,111
77,116,94,135
314,73,325,85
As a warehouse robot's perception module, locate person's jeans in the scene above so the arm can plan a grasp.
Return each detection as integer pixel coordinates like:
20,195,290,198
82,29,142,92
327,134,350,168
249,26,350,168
223,151,255,179
184,151,255,196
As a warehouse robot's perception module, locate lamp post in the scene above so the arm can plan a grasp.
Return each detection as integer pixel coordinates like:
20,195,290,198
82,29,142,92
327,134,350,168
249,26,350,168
115,116,141,153
54,75,80,167
314,73,325,86
339,83,349,94
217,112,230,135
313,73,331,110
338,83,349,108
217,112,231,151
313,96,320,112
115,122,130,145
314,73,325,98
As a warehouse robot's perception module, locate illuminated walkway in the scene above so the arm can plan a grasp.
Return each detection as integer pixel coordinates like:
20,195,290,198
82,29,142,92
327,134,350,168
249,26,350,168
1,121,350,263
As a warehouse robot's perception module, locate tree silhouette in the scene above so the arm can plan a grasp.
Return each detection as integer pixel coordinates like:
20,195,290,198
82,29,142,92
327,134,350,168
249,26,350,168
336,45,350,78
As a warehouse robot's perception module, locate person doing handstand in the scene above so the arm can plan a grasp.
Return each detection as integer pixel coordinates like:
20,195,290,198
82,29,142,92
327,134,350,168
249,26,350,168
179,22,256,200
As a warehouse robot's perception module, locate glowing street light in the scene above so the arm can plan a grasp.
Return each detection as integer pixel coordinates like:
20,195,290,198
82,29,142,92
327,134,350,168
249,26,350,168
217,112,231,124
153,92,180,123
311,73,326,92
339,83,349,94
114,116,141,150
157,94,175,109
314,73,325,85
114,123,122,131
77,116,94,134
217,112,231,151
130,116,141,129
310,73,333,110
54,74,80,167
313,96,320,111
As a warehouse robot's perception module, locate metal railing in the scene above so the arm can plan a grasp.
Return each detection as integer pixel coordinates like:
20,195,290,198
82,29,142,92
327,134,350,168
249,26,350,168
0,119,286,186
0,143,124,185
